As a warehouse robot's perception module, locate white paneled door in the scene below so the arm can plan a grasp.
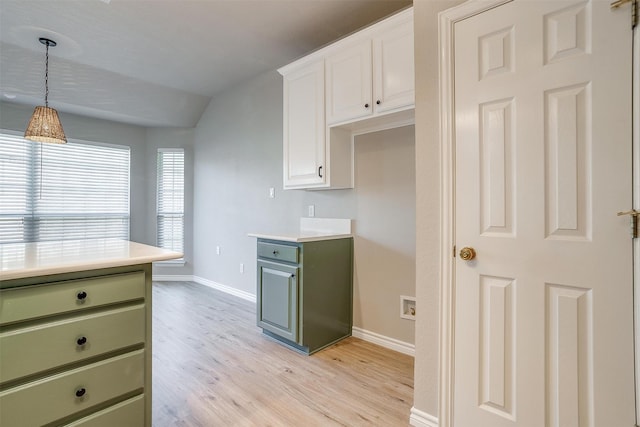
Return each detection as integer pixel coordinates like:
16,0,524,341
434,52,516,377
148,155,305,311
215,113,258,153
453,1,634,426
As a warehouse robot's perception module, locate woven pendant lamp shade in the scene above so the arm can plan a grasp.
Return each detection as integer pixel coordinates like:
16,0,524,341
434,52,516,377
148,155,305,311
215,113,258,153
24,106,67,144
24,38,67,144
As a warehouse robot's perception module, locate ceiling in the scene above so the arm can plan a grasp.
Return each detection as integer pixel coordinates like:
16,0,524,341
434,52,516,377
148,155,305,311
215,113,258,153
0,0,411,128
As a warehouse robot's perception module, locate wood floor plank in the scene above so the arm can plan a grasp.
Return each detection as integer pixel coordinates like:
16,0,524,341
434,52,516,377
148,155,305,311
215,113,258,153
152,281,414,426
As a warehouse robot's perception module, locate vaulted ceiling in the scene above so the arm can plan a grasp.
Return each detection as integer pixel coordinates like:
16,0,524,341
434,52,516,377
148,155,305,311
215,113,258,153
0,0,411,127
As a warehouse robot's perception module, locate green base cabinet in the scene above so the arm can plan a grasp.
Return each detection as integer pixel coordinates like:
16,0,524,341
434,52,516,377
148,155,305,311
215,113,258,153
256,237,353,354
0,264,152,427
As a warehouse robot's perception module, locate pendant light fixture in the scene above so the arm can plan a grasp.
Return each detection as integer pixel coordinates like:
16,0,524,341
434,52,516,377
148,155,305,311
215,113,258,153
24,38,67,144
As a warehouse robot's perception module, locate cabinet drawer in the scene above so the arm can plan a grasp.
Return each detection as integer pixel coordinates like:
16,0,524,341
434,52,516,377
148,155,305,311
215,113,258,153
64,395,144,427
0,271,145,326
0,350,144,427
257,242,299,263
0,305,145,384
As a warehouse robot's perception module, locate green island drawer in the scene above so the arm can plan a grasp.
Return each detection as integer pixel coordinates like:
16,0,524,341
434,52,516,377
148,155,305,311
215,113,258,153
0,305,146,385
257,242,299,263
64,394,145,427
0,350,144,427
0,271,145,326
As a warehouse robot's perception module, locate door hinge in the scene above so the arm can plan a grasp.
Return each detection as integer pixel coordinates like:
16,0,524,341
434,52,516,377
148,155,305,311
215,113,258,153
453,245,456,258
617,209,640,238
611,0,638,28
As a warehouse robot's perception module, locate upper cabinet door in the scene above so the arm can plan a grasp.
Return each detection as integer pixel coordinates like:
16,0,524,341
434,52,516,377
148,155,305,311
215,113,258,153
283,61,326,188
325,40,373,125
373,16,414,114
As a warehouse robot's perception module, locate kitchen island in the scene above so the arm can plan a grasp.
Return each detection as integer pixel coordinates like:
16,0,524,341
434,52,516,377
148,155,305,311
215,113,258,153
0,239,181,427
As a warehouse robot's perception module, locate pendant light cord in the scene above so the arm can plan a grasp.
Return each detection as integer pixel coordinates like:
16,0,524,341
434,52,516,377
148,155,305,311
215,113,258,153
41,40,51,198
44,41,49,107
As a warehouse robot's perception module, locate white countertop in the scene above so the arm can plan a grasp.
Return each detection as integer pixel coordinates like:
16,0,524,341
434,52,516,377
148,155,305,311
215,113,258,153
0,239,183,281
248,218,353,243
247,231,352,243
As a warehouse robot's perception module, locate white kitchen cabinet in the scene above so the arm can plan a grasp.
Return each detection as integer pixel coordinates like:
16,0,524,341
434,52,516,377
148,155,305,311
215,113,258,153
282,60,326,188
325,40,373,124
281,61,353,190
326,9,414,125
279,6,413,190
283,61,326,188
372,15,414,115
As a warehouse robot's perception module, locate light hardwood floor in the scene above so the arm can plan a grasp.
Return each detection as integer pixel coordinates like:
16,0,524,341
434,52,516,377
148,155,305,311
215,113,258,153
152,281,414,426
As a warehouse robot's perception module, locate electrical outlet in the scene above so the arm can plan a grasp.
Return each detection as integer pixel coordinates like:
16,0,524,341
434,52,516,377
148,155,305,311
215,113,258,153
216,246,220,255
240,263,244,274
308,205,315,217
269,187,275,198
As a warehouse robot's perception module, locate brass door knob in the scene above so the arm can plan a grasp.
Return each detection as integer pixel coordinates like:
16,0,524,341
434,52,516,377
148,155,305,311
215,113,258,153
459,247,476,261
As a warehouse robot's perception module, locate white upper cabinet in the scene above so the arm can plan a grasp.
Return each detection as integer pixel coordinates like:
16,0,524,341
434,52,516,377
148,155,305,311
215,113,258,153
279,7,413,190
326,9,414,125
326,41,373,124
282,61,326,188
373,16,414,115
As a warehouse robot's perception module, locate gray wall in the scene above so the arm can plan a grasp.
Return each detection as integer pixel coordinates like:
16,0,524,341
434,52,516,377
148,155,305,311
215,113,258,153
193,71,417,344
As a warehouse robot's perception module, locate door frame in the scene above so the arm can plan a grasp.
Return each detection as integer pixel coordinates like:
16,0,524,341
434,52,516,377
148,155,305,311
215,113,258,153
634,19,639,427
437,2,512,425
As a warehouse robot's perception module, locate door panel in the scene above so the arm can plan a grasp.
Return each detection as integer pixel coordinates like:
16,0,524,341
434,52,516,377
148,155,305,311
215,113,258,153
453,1,634,426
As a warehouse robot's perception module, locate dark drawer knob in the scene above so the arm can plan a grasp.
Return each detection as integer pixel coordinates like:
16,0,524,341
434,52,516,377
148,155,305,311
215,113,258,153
364,103,369,108
272,250,279,256
76,336,87,346
75,387,86,398
76,291,87,301
376,100,381,105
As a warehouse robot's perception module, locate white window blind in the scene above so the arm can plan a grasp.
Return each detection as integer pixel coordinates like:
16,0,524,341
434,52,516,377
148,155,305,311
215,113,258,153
157,149,184,254
0,132,130,244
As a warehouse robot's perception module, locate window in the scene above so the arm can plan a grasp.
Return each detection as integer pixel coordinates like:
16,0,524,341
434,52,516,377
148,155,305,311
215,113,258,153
156,149,184,254
0,132,130,244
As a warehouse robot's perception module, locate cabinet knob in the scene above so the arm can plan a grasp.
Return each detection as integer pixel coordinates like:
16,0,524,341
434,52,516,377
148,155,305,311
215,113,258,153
76,291,88,301
75,387,86,398
364,103,369,108
376,100,381,105
273,250,279,256
76,336,88,346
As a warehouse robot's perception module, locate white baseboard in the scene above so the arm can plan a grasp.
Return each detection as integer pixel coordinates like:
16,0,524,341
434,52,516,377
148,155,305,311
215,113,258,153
153,274,194,282
192,276,257,303
410,407,438,427
351,326,415,357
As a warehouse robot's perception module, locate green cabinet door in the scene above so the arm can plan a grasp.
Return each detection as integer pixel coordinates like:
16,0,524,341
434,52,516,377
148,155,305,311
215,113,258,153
257,260,299,343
